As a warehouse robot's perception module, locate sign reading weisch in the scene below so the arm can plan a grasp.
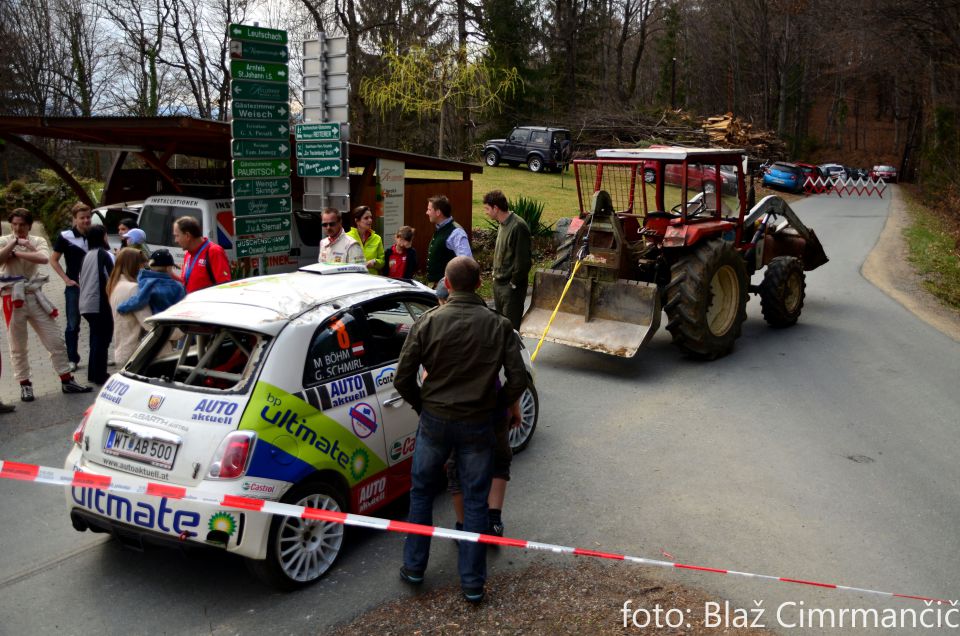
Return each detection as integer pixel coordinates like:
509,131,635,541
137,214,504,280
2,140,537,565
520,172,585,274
230,22,292,260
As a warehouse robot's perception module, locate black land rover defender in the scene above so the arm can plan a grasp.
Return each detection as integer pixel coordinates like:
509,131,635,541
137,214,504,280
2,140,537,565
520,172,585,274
482,126,572,173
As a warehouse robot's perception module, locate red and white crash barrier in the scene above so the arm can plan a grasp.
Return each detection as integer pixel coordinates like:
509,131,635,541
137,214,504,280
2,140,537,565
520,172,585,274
804,176,888,197
0,459,951,605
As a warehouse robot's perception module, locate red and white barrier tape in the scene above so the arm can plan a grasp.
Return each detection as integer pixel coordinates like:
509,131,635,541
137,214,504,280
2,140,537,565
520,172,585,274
0,459,950,605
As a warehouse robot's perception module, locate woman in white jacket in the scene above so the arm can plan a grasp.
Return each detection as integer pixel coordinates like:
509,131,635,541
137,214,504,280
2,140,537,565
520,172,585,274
106,247,149,367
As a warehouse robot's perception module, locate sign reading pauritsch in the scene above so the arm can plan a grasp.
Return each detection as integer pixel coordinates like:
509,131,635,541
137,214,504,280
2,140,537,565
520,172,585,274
230,23,292,261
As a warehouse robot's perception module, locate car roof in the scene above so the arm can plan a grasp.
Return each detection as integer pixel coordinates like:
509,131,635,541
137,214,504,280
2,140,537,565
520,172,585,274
597,147,745,161
150,264,434,335
516,126,568,132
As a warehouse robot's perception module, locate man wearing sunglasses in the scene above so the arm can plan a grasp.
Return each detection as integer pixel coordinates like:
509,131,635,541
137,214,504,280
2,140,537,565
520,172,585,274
319,208,365,265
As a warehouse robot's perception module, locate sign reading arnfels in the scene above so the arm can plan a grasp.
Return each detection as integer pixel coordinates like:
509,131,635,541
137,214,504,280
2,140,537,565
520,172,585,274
229,22,292,260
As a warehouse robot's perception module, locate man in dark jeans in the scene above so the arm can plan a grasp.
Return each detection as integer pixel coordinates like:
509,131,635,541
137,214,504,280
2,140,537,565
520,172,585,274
394,256,527,603
50,202,92,372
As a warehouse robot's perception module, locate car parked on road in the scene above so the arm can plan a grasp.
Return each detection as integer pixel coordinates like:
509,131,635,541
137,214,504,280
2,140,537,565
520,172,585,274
869,165,898,182
762,161,805,193
795,162,830,191
819,163,847,180
65,264,539,589
482,126,572,173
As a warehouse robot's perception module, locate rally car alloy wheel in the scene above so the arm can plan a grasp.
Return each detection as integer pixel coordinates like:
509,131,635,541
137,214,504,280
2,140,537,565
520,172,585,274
248,480,346,590
509,384,539,454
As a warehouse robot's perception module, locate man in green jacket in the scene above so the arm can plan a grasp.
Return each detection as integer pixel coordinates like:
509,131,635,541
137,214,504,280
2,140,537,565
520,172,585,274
394,256,527,603
484,190,532,329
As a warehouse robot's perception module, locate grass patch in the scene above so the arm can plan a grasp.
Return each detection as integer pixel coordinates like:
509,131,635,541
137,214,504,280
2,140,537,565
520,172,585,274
903,196,960,310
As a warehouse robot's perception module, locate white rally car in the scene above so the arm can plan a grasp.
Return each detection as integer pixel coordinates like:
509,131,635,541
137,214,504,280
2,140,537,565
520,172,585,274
65,264,538,589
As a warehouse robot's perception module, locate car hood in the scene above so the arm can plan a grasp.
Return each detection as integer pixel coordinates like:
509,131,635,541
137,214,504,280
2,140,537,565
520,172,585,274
485,138,506,146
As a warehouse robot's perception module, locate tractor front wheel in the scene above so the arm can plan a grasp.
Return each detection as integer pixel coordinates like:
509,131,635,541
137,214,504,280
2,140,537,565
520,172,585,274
665,240,748,359
760,256,805,327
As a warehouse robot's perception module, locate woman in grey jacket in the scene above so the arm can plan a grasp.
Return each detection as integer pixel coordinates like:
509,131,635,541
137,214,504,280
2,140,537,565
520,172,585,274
79,226,115,384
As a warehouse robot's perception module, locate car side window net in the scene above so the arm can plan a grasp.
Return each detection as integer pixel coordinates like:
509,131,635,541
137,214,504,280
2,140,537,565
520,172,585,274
124,323,267,392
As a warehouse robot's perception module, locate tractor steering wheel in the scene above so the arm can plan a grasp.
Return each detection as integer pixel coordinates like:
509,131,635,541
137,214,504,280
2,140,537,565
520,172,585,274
671,197,706,217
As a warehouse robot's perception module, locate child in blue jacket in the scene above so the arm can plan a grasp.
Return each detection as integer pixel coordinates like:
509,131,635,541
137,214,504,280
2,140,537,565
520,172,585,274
117,249,186,315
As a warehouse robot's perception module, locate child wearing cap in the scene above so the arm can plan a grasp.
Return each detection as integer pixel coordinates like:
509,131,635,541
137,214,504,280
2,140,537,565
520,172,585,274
116,248,186,316
122,228,151,261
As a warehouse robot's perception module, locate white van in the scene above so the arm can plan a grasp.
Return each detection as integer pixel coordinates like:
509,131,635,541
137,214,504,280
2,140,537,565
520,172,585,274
136,195,320,274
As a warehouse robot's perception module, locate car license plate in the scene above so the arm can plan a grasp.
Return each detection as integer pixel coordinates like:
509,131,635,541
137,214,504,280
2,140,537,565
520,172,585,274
104,427,179,470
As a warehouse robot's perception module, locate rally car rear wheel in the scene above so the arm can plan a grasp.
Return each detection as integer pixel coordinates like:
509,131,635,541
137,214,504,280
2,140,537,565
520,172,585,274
509,383,539,454
248,480,346,590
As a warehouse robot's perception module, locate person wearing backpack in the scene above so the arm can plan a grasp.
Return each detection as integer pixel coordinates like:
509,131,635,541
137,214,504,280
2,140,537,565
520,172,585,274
172,216,231,293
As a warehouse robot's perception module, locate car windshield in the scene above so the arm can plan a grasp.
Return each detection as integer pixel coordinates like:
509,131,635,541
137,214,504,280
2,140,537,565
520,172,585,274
124,323,269,393
139,204,201,247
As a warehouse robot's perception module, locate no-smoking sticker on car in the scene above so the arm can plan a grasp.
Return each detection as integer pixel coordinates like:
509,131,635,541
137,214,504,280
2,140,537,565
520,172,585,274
349,402,378,439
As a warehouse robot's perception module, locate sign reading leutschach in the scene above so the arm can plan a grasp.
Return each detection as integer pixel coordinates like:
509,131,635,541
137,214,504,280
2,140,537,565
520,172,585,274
229,23,292,261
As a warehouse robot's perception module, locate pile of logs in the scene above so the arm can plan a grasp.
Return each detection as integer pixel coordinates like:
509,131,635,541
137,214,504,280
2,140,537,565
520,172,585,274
701,112,786,157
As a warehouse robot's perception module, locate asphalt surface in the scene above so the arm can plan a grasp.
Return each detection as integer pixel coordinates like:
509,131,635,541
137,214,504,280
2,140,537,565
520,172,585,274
1,188,959,634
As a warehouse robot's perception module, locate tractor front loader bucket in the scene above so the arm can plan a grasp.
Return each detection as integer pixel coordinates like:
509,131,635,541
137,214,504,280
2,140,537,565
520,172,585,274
519,268,661,358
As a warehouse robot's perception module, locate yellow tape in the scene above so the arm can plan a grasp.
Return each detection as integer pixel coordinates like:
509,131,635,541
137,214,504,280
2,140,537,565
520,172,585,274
531,259,582,363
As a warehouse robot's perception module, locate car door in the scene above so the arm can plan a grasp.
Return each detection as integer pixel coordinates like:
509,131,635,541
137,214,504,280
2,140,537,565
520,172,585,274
359,296,434,465
503,128,531,162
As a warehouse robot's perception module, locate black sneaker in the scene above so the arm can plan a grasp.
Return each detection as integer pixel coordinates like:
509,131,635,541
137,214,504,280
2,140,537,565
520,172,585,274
490,521,504,537
20,384,34,402
399,566,424,585
62,379,93,394
462,586,485,603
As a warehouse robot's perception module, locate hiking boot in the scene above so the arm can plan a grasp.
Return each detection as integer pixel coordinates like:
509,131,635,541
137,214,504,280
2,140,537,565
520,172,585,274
0,401,15,413
462,586,485,604
399,566,424,585
20,384,34,402
62,378,93,394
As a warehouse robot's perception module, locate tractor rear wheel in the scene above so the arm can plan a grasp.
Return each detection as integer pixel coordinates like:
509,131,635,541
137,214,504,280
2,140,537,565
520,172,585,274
665,240,748,359
760,256,805,327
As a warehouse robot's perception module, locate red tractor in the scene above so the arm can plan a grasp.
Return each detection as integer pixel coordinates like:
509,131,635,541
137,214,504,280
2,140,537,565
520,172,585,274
520,147,828,359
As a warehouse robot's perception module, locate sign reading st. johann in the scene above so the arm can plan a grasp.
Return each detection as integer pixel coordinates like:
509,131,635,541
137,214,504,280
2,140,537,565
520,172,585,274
231,60,289,83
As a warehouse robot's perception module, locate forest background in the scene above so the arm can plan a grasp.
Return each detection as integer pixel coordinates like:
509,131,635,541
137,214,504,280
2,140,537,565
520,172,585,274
1,0,958,232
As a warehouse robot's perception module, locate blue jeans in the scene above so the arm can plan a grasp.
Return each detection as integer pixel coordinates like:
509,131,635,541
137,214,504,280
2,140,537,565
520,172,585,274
403,409,494,590
64,285,81,364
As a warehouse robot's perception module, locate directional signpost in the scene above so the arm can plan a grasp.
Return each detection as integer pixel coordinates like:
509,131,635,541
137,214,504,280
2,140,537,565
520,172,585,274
296,141,341,160
230,23,292,267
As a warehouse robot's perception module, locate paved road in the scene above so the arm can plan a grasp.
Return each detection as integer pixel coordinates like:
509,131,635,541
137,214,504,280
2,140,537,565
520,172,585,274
2,188,958,633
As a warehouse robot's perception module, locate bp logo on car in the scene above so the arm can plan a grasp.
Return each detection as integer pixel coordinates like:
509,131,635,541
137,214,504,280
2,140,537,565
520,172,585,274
208,512,237,536
350,448,369,481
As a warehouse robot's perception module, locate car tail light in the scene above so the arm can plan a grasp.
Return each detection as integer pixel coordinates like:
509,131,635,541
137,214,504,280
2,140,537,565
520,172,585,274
72,406,93,446
207,431,256,479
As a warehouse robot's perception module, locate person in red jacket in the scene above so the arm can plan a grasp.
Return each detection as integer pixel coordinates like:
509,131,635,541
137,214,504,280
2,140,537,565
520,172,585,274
172,217,231,293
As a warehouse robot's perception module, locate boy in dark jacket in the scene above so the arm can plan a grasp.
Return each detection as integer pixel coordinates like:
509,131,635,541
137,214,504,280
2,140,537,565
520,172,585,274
117,249,186,315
